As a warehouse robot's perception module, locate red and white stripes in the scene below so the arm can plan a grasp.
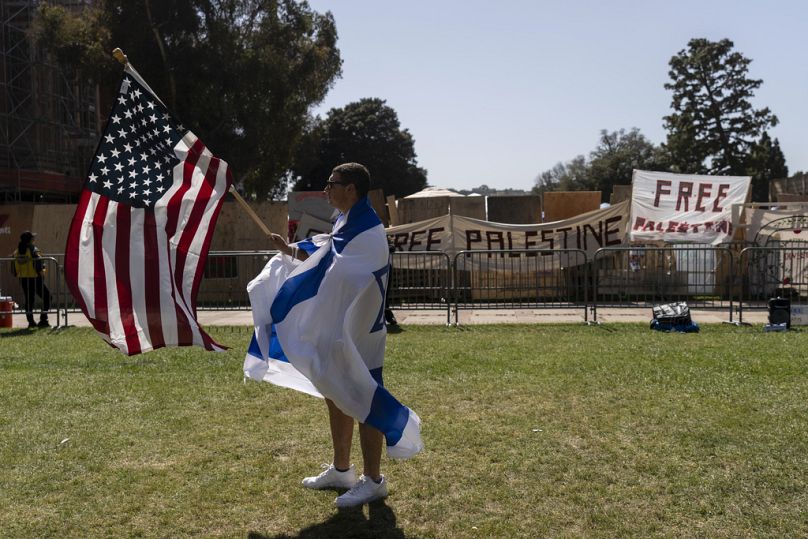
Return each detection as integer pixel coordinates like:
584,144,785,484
65,133,230,355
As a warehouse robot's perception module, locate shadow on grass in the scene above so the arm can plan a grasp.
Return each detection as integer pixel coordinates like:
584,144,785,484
386,324,404,335
250,499,411,539
0,327,38,338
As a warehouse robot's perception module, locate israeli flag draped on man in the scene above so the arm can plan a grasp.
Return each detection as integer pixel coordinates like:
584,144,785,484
243,196,423,459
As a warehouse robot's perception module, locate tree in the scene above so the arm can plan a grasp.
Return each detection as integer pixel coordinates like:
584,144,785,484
663,38,778,176
33,0,342,199
533,128,665,202
32,3,112,84
588,129,667,201
746,133,788,202
532,156,589,194
291,98,428,197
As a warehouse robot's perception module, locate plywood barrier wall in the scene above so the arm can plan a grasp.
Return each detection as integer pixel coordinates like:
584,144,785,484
2,200,287,308
386,195,399,226
487,195,541,224
201,200,288,305
397,197,451,224
391,196,489,225
449,197,486,220
0,200,288,257
543,191,601,222
770,174,808,202
31,205,76,255
610,184,632,205
368,189,389,226
0,205,35,256
210,199,288,251
777,194,808,203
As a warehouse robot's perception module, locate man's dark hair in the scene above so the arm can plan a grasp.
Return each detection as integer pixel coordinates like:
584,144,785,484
332,162,371,198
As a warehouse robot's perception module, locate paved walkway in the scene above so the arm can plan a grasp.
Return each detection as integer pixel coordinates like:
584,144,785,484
398,307,768,325
8,307,770,329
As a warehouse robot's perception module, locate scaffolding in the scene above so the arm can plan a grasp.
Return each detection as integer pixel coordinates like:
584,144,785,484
0,0,98,202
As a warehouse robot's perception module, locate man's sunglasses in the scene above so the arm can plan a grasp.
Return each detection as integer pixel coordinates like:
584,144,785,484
325,179,350,187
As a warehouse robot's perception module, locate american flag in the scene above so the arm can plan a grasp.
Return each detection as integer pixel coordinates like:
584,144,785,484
65,63,230,355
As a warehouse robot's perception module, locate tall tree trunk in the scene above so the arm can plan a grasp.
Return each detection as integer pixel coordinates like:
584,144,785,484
144,0,176,110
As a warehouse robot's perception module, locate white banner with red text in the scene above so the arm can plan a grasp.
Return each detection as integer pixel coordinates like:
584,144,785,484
629,170,750,244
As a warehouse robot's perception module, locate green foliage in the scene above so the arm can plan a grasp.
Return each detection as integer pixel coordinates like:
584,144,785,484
588,128,668,201
534,154,590,194
33,0,343,199
537,39,786,203
746,133,789,202
32,4,112,83
663,38,779,177
534,128,666,201
291,98,428,198
3,325,808,537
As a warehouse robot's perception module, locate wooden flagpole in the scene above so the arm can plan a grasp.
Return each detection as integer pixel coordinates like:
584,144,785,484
228,186,273,236
112,48,273,237
112,48,128,65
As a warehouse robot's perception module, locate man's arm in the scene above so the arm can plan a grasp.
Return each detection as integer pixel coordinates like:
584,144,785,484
268,233,309,262
32,246,45,275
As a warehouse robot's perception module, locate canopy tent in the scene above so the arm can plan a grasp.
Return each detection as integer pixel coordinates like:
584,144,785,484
403,187,465,198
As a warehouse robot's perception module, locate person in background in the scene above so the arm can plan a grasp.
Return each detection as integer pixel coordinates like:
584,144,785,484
12,231,51,328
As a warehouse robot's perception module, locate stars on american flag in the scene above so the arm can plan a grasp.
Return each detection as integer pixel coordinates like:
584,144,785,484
86,76,185,208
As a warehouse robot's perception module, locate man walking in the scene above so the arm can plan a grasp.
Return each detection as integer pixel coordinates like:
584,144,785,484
248,163,423,507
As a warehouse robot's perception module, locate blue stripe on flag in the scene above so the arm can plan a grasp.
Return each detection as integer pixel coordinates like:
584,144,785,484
270,249,334,324
268,324,289,363
248,326,290,363
332,197,381,254
247,332,262,358
365,386,409,446
269,197,380,325
370,366,384,387
297,238,318,255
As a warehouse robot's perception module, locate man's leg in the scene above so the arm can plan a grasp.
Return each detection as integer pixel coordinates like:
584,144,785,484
38,278,51,311
326,398,354,470
36,278,50,327
358,423,384,481
302,399,356,490
334,423,388,507
21,279,35,327
360,366,385,480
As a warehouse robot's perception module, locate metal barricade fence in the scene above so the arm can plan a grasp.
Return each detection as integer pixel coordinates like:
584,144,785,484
196,250,279,309
452,249,589,324
0,256,63,327
18,247,802,329
48,250,450,321
46,254,78,324
388,251,452,325
46,251,278,317
737,246,808,324
591,246,735,323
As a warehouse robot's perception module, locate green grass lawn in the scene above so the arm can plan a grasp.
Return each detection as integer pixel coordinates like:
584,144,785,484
1,324,807,538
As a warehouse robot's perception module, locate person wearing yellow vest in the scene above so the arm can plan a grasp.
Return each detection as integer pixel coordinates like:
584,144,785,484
12,231,51,328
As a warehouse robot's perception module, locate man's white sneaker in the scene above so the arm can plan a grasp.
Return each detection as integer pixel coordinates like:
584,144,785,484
335,475,388,507
302,464,356,490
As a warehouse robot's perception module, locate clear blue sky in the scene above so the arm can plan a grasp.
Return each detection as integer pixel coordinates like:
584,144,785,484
307,0,807,192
